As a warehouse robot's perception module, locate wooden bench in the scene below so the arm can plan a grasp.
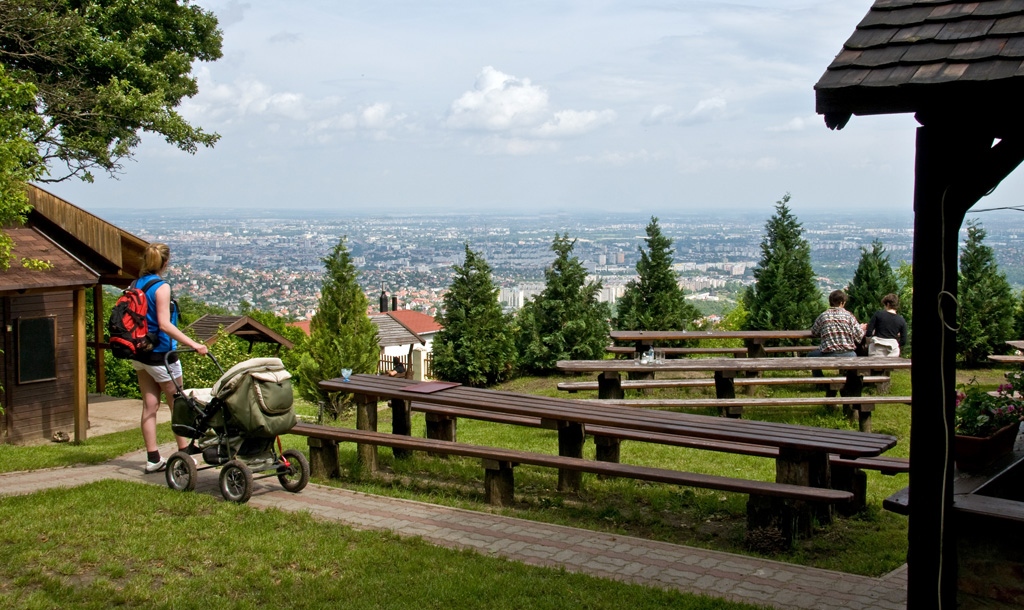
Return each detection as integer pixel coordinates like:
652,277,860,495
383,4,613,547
406,401,907,513
606,346,748,357
289,422,853,538
558,375,891,393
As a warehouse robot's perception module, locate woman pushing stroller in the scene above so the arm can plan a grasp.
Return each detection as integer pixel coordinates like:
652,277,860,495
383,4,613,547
133,243,209,473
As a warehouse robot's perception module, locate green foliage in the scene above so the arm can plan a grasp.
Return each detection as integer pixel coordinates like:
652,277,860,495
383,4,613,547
432,244,516,386
846,240,900,323
516,234,611,373
743,194,823,334
955,377,1024,437
614,217,701,331
895,261,913,355
718,300,749,331
0,63,43,270
958,221,1015,367
0,0,222,183
295,237,379,413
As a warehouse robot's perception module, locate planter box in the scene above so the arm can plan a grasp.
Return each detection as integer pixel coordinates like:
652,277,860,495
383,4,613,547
956,423,1021,473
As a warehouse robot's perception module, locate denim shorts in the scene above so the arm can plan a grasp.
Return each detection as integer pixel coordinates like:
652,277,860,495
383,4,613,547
132,359,182,384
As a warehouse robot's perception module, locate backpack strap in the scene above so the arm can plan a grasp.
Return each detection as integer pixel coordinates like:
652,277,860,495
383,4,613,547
137,278,163,293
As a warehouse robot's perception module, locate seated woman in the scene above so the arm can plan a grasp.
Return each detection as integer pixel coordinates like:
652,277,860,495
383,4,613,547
387,356,407,377
865,293,908,357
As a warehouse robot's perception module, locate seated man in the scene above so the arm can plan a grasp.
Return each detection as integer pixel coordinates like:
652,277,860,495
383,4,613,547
809,289,866,360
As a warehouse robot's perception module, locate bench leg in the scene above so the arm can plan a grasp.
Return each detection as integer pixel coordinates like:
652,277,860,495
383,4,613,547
776,448,833,527
307,437,340,479
557,423,585,493
483,459,515,506
714,372,742,417
594,435,620,464
424,413,456,458
355,395,379,473
746,495,796,551
598,371,625,399
857,405,873,433
831,465,867,516
390,398,412,459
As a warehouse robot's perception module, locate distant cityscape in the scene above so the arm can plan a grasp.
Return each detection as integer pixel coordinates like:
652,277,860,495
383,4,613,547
96,208,1024,321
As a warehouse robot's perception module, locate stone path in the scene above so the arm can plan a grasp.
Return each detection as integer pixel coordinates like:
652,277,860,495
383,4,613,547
0,442,908,610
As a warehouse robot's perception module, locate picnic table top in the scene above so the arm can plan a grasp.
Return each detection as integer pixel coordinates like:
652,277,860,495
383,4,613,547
609,330,814,342
556,356,912,374
1005,340,1024,351
320,374,897,458
988,354,1024,364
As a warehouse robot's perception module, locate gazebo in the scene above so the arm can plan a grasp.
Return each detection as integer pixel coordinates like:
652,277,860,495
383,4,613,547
816,1,1024,608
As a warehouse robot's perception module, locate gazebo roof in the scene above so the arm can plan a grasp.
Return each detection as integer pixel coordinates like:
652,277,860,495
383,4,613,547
815,0,1024,130
184,314,295,350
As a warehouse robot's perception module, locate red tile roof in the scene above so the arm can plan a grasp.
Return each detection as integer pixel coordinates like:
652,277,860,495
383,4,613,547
386,310,443,335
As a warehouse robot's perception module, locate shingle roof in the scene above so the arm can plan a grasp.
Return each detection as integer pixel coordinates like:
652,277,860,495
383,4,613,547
0,227,100,295
184,314,295,350
369,313,425,348
815,0,1024,129
386,310,442,335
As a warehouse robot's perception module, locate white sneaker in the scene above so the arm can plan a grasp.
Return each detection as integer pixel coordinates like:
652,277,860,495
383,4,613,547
145,457,167,473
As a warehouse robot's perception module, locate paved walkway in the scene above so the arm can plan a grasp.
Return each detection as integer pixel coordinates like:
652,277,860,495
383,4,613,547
1,438,908,610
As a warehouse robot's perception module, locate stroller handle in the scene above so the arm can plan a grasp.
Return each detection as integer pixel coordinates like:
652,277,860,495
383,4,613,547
163,349,224,396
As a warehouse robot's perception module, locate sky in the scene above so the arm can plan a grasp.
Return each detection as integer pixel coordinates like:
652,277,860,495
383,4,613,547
43,1,1024,218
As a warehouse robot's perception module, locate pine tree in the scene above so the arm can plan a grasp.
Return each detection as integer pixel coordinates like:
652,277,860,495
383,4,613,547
614,217,701,330
296,237,379,415
895,261,914,355
743,194,823,333
846,240,900,323
958,221,1015,366
432,244,516,386
517,234,611,373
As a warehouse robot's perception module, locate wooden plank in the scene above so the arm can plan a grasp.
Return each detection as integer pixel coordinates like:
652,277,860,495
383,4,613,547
573,396,912,408
557,375,891,392
556,356,911,374
609,330,814,342
954,494,1024,523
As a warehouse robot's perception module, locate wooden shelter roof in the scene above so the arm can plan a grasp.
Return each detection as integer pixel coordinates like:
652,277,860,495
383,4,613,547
184,314,295,350
24,184,148,287
815,0,1024,130
370,312,426,348
0,227,99,296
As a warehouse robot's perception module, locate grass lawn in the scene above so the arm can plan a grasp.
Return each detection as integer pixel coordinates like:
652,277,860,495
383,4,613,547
0,480,763,610
1,365,1009,581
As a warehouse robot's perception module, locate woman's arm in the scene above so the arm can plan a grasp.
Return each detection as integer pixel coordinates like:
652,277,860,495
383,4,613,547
154,284,208,355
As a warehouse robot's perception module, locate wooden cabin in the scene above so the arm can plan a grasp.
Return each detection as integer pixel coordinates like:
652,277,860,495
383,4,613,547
0,185,146,444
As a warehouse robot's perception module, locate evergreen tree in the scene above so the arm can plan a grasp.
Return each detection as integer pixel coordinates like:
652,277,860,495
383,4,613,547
958,221,1015,366
517,234,611,373
1013,289,1024,343
743,194,823,333
296,237,379,415
846,240,900,323
432,244,516,386
614,216,701,330
895,261,914,355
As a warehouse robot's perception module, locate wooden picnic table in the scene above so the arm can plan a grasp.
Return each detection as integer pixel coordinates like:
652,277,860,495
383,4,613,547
610,329,815,358
321,373,895,485
1006,340,1024,352
556,356,912,431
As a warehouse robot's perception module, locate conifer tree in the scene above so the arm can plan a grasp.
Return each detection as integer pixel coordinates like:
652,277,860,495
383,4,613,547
432,244,516,386
743,194,823,332
846,240,900,323
958,221,1015,366
296,237,379,415
517,234,611,373
614,217,701,330
895,261,914,355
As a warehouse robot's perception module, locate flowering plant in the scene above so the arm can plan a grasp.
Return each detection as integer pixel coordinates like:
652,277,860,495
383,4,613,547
955,375,1024,437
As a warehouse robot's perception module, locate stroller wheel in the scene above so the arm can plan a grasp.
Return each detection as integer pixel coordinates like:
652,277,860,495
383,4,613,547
166,451,197,492
277,449,310,493
219,460,253,503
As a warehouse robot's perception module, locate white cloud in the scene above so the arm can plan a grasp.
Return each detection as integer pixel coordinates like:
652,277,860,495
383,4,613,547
643,96,729,126
446,66,550,131
534,109,616,138
574,149,656,166
309,103,408,140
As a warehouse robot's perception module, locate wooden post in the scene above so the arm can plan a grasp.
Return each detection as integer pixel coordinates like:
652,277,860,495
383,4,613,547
593,435,620,463
307,437,340,479
425,412,456,442
554,421,585,493
905,121,1024,609
775,447,832,532
483,459,514,505
355,394,378,473
714,371,742,417
390,397,412,459
841,369,867,431
595,372,623,463
73,288,88,443
93,285,106,394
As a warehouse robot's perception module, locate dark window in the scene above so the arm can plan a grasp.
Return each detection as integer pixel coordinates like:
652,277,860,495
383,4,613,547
18,316,57,383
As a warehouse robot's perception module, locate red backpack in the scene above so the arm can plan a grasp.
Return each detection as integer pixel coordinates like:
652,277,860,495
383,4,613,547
107,278,162,359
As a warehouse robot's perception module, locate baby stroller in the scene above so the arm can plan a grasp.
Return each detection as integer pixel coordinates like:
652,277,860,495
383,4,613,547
164,351,310,503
